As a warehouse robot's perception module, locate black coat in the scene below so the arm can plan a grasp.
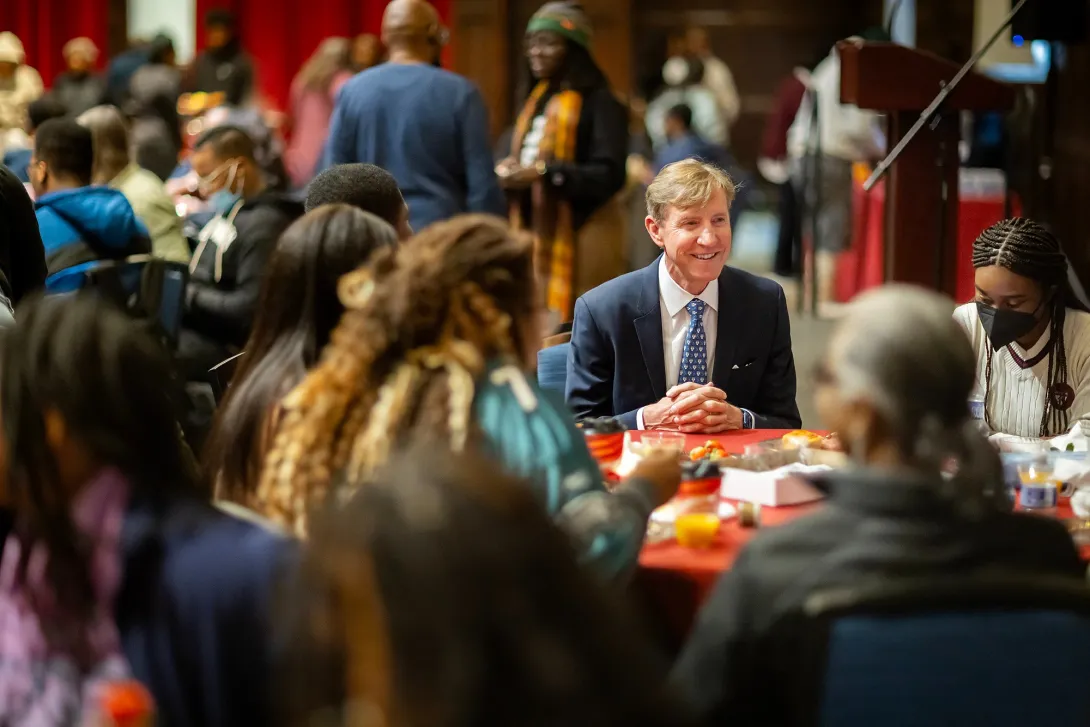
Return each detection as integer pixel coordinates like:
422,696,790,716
0,164,47,303
189,44,255,107
514,85,628,231
52,72,108,117
185,192,303,347
671,468,1086,726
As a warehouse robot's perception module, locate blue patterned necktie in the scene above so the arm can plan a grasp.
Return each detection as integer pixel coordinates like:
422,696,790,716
679,299,708,386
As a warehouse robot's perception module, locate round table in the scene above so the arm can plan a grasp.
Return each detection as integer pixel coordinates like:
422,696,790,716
626,429,1090,653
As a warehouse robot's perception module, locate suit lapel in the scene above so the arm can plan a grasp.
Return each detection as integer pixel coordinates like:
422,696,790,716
634,259,667,400
712,267,739,389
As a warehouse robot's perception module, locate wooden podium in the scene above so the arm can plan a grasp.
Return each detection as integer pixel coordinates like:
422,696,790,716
838,41,1016,297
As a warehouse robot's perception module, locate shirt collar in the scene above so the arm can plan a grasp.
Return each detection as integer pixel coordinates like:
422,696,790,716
658,255,719,318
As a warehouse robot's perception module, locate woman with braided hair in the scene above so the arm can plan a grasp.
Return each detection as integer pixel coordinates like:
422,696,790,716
954,217,1090,438
256,214,679,580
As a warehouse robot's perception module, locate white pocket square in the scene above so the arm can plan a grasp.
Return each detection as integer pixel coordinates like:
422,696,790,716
731,364,739,370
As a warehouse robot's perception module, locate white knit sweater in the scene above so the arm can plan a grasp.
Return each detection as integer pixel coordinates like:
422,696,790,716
954,303,1090,438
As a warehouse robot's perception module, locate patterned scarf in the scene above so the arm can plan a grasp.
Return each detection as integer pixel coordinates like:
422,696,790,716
0,468,134,725
510,81,583,323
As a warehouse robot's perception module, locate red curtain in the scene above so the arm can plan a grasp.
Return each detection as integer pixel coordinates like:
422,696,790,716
194,0,452,112
0,0,110,86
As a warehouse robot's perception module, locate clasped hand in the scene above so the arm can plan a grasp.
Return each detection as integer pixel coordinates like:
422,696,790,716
495,157,540,190
642,382,743,433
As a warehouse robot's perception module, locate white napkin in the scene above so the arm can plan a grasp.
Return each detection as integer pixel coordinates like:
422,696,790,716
990,419,1090,454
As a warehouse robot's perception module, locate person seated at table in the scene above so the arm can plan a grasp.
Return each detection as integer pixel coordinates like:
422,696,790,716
77,104,191,263
29,118,151,277
0,294,295,726
204,205,400,503
304,162,414,239
955,217,1090,439
255,214,680,581
180,125,303,378
278,445,696,727
672,285,1085,726
566,158,801,432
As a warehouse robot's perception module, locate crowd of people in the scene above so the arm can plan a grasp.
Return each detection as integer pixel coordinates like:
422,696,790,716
0,0,1087,724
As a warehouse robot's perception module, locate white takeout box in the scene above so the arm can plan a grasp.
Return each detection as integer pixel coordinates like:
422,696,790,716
720,463,829,507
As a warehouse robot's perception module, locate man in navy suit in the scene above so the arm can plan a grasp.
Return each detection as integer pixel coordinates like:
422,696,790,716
566,158,801,431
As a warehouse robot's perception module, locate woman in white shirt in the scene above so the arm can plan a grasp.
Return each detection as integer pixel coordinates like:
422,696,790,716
954,218,1090,438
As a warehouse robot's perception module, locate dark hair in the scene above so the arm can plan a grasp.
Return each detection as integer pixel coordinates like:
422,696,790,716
28,96,68,132
34,118,94,186
680,56,705,86
194,124,256,161
0,294,202,619
257,215,536,534
147,33,175,64
205,205,399,502
973,217,1086,436
666,103,693,130
277,445,693,727
305,163,405,226
205,8,237,29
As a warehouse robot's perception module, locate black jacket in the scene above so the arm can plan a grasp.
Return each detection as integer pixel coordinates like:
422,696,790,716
0,164,47,302
671,469,1086,725
52,71,109,117
188,42,255,107
185,192,303,347
513,85,628,231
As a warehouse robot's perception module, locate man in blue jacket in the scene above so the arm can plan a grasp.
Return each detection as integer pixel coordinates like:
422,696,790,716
323,0,504,231
29,118,150,276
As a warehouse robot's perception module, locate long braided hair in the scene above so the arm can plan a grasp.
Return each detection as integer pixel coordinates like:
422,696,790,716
972,217,1087,437
256,215,535,536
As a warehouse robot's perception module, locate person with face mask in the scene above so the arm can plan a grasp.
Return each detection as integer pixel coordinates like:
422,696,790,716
180,125,303,379
673,285,1084,725
954,218,1090,439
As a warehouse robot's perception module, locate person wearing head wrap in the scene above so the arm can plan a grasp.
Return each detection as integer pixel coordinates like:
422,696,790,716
0,32,44,153
52,37,109,118
497,1,628,326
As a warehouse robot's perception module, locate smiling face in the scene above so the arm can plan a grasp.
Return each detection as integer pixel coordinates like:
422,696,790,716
526,30,566,80
646,187,732,295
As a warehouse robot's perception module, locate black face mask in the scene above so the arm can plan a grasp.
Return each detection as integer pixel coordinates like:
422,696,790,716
976,301,1042,351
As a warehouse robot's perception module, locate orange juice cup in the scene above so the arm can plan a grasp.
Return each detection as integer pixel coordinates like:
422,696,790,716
676,513,721,548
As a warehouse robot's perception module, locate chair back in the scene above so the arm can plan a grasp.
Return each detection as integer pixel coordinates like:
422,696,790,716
45,256,188,350
536,341,570,396
769,576,1090,727
209,351,245,403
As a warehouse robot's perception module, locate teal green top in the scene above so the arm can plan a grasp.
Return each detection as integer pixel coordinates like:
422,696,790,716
474,360,655,581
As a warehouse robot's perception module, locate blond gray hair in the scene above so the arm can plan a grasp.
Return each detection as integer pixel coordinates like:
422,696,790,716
77,105,130,185
646,159,736,222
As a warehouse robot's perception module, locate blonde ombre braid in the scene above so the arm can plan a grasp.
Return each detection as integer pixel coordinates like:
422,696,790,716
255,215,535,536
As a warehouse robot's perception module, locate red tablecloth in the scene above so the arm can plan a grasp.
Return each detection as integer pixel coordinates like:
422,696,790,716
628,429,1090,651
634,430,821,597
837,179,1020,304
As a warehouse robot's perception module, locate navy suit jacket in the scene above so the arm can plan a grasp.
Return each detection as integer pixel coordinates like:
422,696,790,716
565,259,801,430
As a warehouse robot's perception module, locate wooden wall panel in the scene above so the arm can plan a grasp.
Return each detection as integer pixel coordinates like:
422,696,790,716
1050,36,1090,289
451,0,510,141
632,0,883,168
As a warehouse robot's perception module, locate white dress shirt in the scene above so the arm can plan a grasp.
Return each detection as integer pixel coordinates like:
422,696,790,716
636,257,718,429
